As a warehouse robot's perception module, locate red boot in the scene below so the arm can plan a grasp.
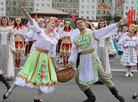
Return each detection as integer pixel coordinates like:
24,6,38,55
15,59,18,67
18,59,21,67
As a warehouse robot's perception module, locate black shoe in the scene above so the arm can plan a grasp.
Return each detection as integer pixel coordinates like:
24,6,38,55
34,98,43,102
132,93,138,99
83,88,96,102
0,74,11,90
3,91,12,100
109,87,125,102
94,80,103,84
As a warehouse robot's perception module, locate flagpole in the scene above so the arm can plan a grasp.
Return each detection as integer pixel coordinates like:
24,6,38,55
110,0,115,24
136,0,138,24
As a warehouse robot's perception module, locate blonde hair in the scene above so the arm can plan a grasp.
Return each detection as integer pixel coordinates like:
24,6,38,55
0,16,10,26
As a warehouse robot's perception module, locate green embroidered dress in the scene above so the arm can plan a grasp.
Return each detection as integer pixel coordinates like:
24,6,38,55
15,21,58,93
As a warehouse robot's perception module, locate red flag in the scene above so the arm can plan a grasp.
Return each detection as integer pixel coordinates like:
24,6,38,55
100,3,108,9
35,12,37,22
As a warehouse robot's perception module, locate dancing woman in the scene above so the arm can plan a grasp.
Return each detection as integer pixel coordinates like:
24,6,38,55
3,8,58,102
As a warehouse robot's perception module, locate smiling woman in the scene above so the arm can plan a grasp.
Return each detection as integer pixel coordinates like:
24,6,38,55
3,8,58,102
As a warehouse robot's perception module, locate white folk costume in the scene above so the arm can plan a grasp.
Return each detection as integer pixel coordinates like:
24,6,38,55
68,24,119,85
15,20,58,93
118,36,138,66
48,30,58,57
97,36,116,78
0,26,16,79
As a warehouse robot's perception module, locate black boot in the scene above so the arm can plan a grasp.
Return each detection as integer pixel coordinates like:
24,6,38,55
83,88,96,102
109,87,125,102
0,74,11,90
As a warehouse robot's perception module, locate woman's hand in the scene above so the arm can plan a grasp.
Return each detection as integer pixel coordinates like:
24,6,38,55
21,7,34,25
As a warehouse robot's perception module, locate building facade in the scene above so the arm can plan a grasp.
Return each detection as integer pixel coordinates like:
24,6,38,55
34,0,52,11
6,0,34,17
0,0,6,17
52,0,79,17
79,0,97,20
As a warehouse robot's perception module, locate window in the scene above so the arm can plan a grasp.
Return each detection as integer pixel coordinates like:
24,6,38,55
81,5,84,8
1,2,4,5
36,3,39,6
81,16,84,18
98,5,100,8
131,1,134,4
81,11,84,14
131,6,133,10
126,6,128,10
92,11,94,14
92,0,95,3
126,1,128,4
91,17,94,19
125,12,127,15
98,11,100,14
42,4,44,7
103,11,105,14
87,0,89,3
86,16,89,19
36,9,39,11
92,5,94,9
81,0,84,2
87,5,89,9
107,11,109,14
1,8,3,11
86,11,89,14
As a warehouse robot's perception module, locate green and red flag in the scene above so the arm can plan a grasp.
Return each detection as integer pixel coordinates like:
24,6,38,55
116,0,126,9
70,13,75,29
100,0,109,9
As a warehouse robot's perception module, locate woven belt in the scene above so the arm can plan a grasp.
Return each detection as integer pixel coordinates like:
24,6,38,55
36,47,49,53
80,49,95,55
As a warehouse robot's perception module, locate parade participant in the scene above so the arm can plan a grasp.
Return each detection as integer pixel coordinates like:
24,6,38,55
118,26,138,77
66,17,127,102
0,16,15,89
86,20,93,30
59,21,74,66
57,20,64,64
96,19,117,79
0,16,15,80
13,17,28,67
3,8,58,102
47,17,58,70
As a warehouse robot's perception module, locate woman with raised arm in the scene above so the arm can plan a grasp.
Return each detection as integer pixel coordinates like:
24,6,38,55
3,8,58,102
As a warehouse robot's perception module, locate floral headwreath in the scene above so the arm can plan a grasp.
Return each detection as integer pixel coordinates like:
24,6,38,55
46,17,58,23
129,27,137,32
38,18,44,23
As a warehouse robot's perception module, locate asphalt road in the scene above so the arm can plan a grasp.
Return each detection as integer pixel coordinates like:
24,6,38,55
0,56,138,102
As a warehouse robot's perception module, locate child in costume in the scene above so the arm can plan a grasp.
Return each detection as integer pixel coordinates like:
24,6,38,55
118,26,138,77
